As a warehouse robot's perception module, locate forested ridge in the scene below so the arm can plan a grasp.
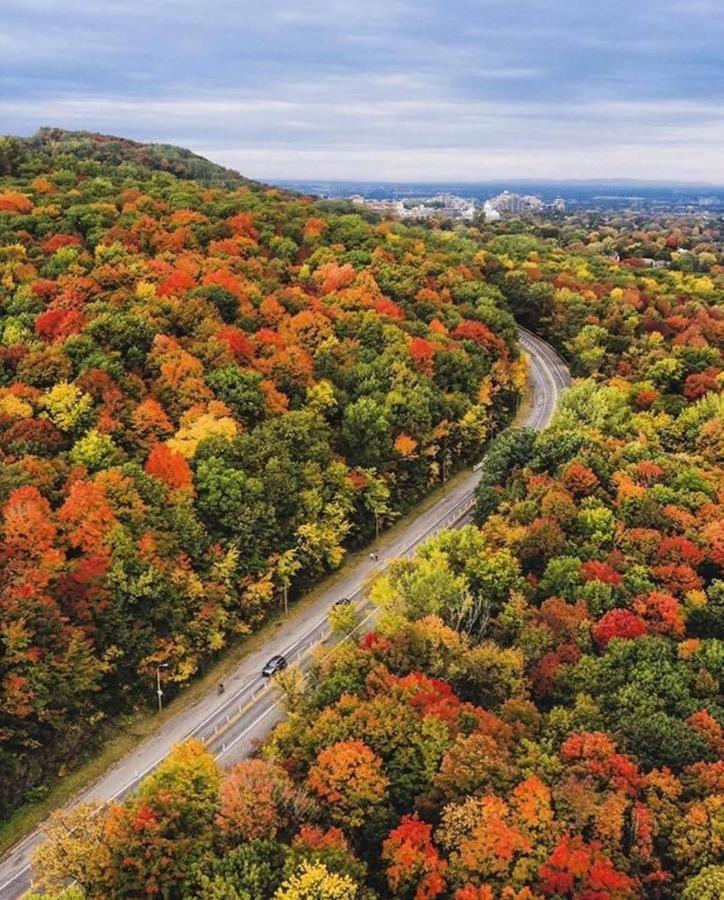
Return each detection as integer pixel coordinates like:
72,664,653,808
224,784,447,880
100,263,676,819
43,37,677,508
0,131,524,820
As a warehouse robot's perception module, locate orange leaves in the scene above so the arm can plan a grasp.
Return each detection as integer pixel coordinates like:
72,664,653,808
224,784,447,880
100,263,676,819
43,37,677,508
686,710,724,757
452,320,502,351
651,563,703,596
395,433,418,457
0,191,33,213
1,485,58,558
58,480,117,555
145,443,193,491
315,261,356,295
216,758,294,842
562,462,599,497
632,591,684,637
131,397,173,439
226,211,258,238
303,217,327,240
438,794,534,884
306,739,388,828
375,297,406,319
511,777,554,834
157,269,196,297
560,732,642,796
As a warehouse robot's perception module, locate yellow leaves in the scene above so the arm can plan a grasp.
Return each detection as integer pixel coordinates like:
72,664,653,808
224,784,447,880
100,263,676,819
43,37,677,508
273,861,359,900
692,276,714,296
135,280,157,301
31,803,110,895
0,393,33,418
306,379,337,412
510,356,529,393
478,377,494,406
39,382,93,432
168,407,238,458
460,404,489,451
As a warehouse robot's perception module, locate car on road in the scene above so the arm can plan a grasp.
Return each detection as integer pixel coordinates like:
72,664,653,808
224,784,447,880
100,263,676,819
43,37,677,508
332,597,352,607
261,654,287,677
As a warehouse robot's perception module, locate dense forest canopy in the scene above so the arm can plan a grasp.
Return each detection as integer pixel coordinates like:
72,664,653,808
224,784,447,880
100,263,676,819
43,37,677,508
0,130,524,819
1,132,722,899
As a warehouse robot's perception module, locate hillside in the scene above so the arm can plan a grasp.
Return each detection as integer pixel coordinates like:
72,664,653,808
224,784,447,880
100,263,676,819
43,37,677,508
0,132,522,821
0,128,263,190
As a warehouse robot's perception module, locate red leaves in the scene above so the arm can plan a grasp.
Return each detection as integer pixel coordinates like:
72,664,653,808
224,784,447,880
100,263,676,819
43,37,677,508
581,561,622,586
683,368,720,401
656,536,704,567
58,480,116,555
1,485,58,558
650,563,703,596
452,320,501,350
591,609,647,648
632,592,684,638
216,758,294,842
409,336,437,374
382,815,447,899
145,444,193,491
375,297,406,319
157,269,196,297
41,233,82,254
216,325,255,361
35,309,85,343
538,836,637,898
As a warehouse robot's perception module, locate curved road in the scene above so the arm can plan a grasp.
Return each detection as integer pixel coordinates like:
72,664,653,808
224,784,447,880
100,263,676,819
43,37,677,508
0,328,569,899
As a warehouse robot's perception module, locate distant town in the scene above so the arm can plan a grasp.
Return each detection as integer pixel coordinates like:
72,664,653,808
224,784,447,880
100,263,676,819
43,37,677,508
276,180,724,217
346,190,566,222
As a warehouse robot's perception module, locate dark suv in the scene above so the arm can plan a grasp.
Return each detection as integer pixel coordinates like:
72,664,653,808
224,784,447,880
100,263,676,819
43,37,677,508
261,655,288,677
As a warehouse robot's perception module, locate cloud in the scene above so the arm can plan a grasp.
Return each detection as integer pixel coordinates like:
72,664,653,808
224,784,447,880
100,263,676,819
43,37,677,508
1,0,723,181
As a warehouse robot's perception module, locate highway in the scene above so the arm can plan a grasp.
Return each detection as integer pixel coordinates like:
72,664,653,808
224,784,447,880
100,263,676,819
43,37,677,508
0,327,570,899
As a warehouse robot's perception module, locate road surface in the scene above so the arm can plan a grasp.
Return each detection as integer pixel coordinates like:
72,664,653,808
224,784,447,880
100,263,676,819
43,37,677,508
0,327,570,899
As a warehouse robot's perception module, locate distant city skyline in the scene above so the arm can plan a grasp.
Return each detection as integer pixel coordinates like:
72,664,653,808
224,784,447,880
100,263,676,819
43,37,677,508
2,1,723,182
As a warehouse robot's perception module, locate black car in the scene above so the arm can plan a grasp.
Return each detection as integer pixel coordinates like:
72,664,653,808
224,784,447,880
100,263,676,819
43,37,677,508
261,654,287,677
333,597,352,607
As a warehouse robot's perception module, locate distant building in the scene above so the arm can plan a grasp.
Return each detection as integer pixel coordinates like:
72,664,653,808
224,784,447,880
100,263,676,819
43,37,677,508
551,197,566,212
482,201,501,222
487,191,550,215
489,191,524,213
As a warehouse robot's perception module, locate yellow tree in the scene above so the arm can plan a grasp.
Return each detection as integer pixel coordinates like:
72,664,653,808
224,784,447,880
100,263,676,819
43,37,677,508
31,802,109,895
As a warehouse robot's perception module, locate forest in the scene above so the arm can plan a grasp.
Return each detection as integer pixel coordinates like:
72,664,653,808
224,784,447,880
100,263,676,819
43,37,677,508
0,132,721,898
0,130,524,820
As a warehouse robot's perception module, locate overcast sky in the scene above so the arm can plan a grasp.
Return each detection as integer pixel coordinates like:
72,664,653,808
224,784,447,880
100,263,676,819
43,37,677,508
2,0,723,182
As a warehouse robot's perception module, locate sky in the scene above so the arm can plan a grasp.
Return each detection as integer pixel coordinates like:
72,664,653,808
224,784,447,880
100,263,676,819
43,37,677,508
2,0,723,183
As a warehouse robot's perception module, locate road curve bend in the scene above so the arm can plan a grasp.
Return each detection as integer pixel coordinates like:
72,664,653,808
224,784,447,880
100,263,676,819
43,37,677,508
0,328,570,899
